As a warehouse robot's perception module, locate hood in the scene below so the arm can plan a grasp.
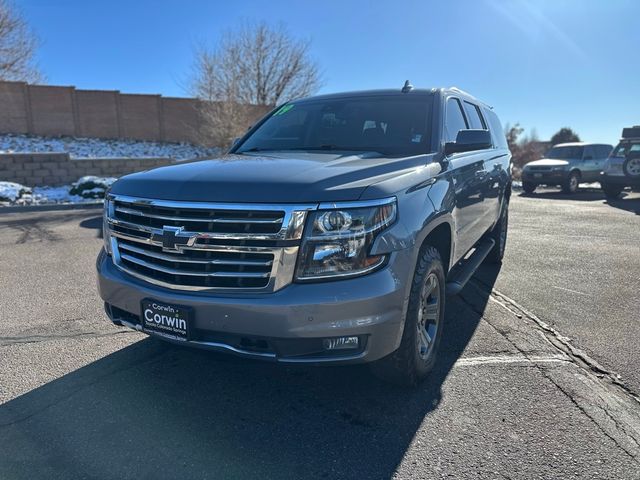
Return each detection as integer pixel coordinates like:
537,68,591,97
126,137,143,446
110,152,431,203
525,158,569,168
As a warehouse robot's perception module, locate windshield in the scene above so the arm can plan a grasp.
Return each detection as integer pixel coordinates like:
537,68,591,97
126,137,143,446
545,146,584,160
236,95,433,157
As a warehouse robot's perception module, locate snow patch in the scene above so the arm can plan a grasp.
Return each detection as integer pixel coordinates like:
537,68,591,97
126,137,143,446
0,179,109,206
0,134,219,160
70,176,117,198
0,181,31,202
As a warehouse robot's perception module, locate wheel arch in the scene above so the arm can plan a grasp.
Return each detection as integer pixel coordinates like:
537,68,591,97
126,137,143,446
416,217,453,275
569,168,582,179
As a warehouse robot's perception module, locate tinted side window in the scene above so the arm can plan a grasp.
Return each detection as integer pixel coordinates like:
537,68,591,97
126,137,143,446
444,98,468,143
484,108,508,149
583,146,596,160
463,101,486,129
597,145,612,158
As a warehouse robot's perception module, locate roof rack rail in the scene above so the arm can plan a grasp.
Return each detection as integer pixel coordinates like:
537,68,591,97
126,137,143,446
622,126,640,139
448,87,493,109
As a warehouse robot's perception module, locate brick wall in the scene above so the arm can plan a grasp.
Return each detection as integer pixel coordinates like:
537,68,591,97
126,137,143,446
0,81,270,146
75,89,120,138
0,153,175,187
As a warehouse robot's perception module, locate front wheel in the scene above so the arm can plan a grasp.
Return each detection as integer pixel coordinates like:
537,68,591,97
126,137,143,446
371,247,445,386
562,172,580,194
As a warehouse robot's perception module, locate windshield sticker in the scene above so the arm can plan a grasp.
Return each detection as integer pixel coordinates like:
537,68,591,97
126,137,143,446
411,133,423,143
274,104,295,116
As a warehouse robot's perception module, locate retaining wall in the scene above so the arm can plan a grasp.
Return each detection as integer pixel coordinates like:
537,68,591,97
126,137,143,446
0,153,175,187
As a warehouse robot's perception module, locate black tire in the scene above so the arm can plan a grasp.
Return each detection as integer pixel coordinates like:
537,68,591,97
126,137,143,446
602,183,623,199
522,182,536,194
371,247,446,387
562,171,580,194
485,201,508,264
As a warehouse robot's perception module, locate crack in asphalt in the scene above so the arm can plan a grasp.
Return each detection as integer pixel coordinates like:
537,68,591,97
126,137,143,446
0,329,139,347
461,279,640,462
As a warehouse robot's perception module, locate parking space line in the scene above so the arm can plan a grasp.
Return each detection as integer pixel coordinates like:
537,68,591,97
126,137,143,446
455,354,569,367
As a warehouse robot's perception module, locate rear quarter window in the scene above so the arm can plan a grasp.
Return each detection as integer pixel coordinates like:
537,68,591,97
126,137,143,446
463,101,486,130
484,108,508,149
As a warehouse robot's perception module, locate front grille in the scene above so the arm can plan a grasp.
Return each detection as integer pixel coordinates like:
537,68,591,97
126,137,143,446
106,195,313,292
529,166,553,171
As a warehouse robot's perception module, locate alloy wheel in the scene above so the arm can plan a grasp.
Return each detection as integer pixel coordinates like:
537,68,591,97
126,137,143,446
570,175,579,192
416,273,441,362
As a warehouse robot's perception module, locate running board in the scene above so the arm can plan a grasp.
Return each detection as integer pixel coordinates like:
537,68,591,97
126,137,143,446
445,238,495,295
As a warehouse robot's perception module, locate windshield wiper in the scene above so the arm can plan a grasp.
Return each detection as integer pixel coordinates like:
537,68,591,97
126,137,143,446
237,147,276,153
239,145,384,154
282,145,380,152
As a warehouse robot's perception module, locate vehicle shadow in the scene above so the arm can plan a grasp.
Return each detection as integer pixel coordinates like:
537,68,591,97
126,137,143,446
518,188,640,215
518,187,604,201
79,215,103,238
606,195,640,215
0,269,499,479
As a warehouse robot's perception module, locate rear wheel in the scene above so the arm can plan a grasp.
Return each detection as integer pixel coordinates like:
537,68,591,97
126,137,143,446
602,183,623,199
522,182,536,194
623,153,640,179
371,247,445,387
485,201,508,264
562,171,580,194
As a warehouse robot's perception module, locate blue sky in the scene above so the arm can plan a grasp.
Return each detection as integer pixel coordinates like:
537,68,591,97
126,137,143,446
18,0,640,144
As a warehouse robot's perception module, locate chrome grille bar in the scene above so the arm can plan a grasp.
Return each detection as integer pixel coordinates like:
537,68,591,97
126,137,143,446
106,194,317,292
118,242,274,266
114,206,284,224
119,253,271,278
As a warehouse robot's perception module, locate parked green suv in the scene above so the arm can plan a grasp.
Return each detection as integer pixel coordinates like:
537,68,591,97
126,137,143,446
521,142,613,194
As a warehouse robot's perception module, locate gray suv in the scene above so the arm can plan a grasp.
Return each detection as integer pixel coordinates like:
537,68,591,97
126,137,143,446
600,126,640,198
521,142,613,194
97,85,512,385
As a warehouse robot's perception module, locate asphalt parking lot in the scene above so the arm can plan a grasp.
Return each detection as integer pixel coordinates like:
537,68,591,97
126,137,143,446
1,188,639,479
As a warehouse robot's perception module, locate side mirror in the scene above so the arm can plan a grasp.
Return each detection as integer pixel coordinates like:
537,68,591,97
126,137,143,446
444,129,492,155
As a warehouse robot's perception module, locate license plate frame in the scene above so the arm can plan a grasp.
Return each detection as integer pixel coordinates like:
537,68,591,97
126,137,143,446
141,299,192,341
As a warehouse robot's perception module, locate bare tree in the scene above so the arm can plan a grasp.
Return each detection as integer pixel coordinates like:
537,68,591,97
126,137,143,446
0,0,43,83
190,21,321,147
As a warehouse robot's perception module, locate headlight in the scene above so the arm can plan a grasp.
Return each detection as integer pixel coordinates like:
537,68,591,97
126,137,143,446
103,196,112,255
552,166,565,172
295,198,397,281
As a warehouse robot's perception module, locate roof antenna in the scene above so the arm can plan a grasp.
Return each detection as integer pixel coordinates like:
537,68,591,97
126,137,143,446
401,80,413,93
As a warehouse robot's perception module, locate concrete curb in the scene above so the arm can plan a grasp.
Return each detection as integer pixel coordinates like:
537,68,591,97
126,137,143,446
0,202,103,214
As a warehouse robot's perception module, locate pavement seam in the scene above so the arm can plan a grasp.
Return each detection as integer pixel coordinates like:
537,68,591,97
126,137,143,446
0,330,139,347
461,280,640,462
485,284,640,405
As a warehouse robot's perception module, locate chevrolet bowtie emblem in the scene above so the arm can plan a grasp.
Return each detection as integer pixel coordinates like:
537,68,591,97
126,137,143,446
151,226,198,253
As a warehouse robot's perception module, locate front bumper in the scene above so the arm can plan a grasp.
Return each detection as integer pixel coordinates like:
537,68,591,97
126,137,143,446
97,248,412,364
521,170,567,185
600,172,640,188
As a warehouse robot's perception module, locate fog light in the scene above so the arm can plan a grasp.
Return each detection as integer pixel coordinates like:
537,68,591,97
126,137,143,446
323,336,359,350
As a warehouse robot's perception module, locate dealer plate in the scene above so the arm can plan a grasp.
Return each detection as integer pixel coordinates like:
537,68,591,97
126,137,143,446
141,299,191,341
